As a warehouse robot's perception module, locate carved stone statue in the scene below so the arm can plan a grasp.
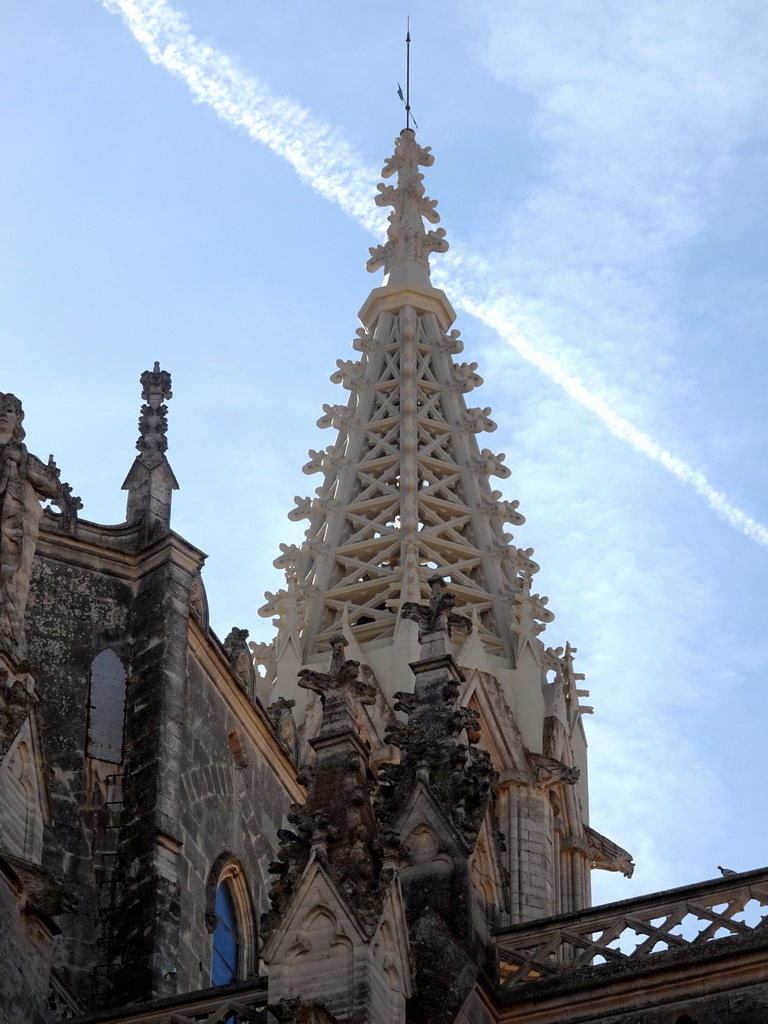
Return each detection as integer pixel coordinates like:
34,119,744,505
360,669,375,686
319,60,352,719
0,394,68,662
222,626,255,694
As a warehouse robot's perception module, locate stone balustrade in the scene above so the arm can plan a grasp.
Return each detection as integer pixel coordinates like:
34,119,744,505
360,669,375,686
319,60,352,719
496,866,768,990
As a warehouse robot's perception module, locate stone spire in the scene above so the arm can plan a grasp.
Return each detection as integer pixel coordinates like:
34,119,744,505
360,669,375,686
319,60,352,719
258,129,627,937
260,130,552,688
122,362,179,536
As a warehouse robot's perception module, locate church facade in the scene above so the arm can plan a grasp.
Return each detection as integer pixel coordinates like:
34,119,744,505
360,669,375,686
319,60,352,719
1,130,767,1024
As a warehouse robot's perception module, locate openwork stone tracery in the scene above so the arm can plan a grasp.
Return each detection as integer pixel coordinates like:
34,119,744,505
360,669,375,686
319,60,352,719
259,130,552,664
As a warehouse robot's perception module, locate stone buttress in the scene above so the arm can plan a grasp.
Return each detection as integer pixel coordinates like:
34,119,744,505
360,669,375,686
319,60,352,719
261,633,413,1024
1,367,207,1015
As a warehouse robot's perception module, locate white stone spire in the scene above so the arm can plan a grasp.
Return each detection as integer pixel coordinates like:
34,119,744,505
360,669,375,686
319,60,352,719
260,130,556,684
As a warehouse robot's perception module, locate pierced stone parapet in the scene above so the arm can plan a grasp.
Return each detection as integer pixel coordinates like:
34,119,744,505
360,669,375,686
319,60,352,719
496,867,768,990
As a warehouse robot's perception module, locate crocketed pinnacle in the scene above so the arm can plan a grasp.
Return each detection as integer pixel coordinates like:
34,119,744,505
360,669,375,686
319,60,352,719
366,128,448,286
122,362,178,532
262,634,405,939
136,362,173,470
376,576,495,850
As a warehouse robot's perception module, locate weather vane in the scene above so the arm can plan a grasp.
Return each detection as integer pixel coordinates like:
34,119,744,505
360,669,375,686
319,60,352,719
396,18,419,131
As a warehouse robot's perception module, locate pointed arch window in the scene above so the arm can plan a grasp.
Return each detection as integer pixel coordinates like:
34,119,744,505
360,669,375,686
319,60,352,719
86,649,126,763
206,856,257,987
212,882,239,985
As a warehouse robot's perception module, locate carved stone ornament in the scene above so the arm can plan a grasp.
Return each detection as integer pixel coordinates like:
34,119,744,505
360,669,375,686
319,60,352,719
267,697,298,762
189,573,209,629
263,635,406,942
584,824,635,878
376,577,496,850
0,393,78,662
222,627,256,693
401,573,472,652
136,361,172,469
530,752,580,789
366,129,449,277
0,654,38,760
0,850,74,918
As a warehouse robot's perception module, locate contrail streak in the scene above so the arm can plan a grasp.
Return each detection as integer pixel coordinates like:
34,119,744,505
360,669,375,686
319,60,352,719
101,0,768,549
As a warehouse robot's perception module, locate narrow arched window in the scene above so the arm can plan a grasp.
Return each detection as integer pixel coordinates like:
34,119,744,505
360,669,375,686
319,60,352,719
86,649,126,763
206,857,257,987
212,881,240,985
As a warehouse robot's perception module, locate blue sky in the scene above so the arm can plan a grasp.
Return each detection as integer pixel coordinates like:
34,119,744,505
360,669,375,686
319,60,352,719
3,0,768,907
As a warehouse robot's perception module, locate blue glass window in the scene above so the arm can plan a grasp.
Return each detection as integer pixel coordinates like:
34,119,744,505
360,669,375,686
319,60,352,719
212,882,240,986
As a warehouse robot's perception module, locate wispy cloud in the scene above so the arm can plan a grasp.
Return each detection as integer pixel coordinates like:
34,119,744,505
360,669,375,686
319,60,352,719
101,0,768,548
100,0,382,232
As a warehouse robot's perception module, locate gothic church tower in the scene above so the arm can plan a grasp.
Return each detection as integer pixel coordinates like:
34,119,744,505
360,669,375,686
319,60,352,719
258,128,632,952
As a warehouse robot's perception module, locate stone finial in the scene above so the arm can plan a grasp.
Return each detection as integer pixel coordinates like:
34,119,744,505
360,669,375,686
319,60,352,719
122,363,178,533
366,129,449,279
298,633,376,741
136,361,173,469
511,575,554,663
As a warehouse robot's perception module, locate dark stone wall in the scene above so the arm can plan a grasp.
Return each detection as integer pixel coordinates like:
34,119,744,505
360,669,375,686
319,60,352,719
173,654,292,993
109,549,199,1008
20,523,295,1016
0,876,54,1024
25,545,135,1009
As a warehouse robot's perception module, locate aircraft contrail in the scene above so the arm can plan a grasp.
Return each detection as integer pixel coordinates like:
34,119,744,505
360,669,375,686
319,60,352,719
101,0,768,549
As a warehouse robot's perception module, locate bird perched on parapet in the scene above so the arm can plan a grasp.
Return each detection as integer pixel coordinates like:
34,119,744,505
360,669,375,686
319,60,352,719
718,865,737,876
277,828,301,843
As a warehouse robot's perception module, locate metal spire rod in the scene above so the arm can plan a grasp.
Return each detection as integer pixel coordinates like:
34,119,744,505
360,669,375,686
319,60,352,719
397,20,421,130
406,18,412,131
396,19,418,130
